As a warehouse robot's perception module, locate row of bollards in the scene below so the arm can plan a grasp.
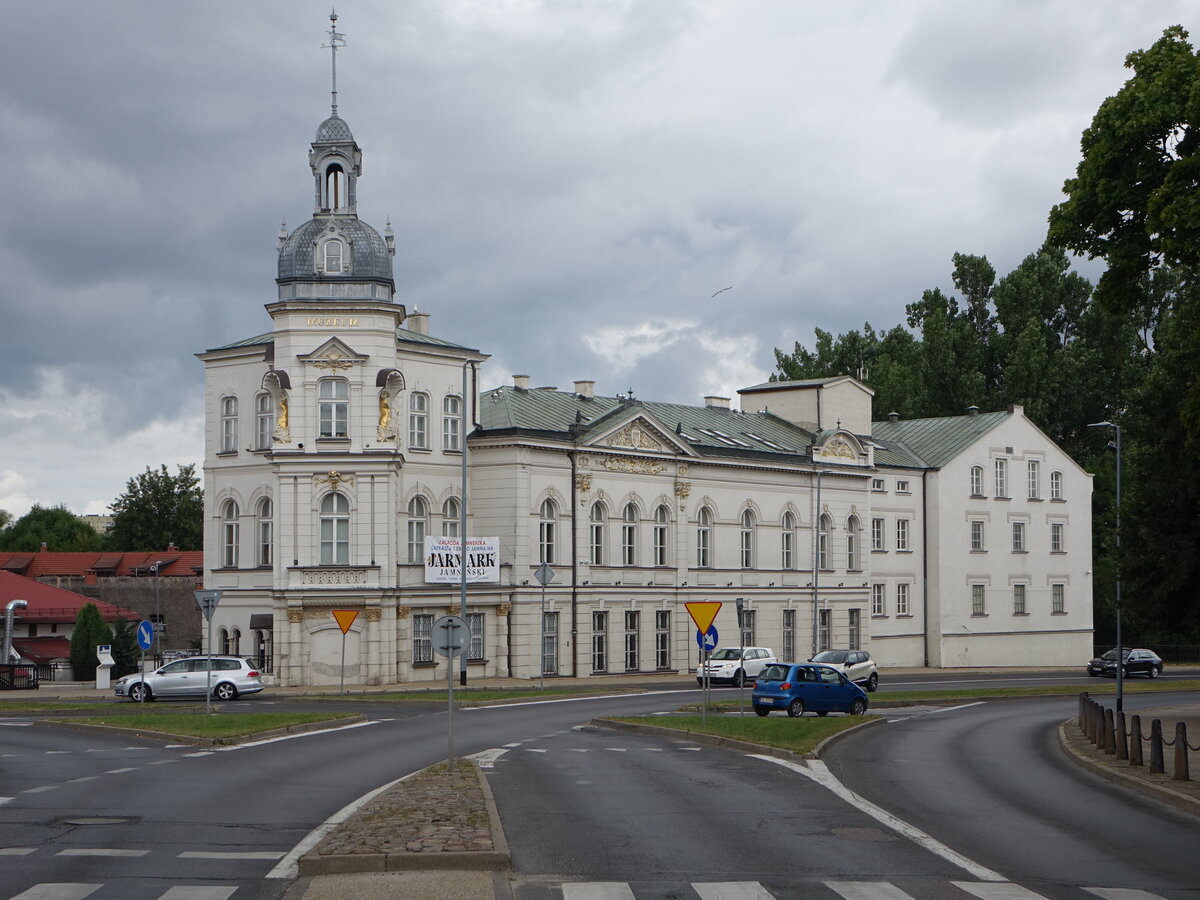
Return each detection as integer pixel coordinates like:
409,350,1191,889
1078,692,1193,781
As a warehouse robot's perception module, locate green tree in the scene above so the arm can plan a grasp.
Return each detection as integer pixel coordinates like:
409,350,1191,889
69,603,113,681
108,464,204,551
0,509,11,530
0,505,103,552
109,618,140,679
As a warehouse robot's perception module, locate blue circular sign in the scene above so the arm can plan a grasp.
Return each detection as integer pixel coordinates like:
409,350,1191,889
695,625,718,651
136,620,155,651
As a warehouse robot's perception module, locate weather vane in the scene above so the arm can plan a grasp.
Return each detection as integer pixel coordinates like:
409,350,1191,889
322,9,347,117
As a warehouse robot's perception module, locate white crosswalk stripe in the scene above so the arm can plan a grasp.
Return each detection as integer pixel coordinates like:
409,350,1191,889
158,888,238,899
8,886,100,900
953,882,1051,899
561,884,637,899
1084,891,1170,900
693,883,775,899
548,882,1175,900
828,882,918,899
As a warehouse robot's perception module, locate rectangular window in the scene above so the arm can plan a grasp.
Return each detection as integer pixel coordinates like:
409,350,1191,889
1052,583,1065,614
782,609,795,661
542,611,559,675
848,609,861,650
896,518,910,551
259,518,272,567
817,609,830,651
592,611,608,673
970,520,985,551
318,380,348,438
1027,460,1040,499
1012,522,1026,552
653,514,668,567
622,515,637,567
221,397,238,453
994,458,1008,498
655,610,670,669
1013,584,1027,615
589,516,605,566
466,611,484,661
256,395,273,450
739,609,755,647
624,610,640,671
443,395,461,451
782,527,794,569
871,478,885,492
409,393,429,449
872,518,884,551
413,614,433,664
896,479,910,493
972,584,986,616
896,583,910,616
1051,523,1064,553
872,584,886,616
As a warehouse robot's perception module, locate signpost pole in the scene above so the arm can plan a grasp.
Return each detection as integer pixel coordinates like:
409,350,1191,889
534,563,555,690
432,615,468,766
448,630,454,764
340,629,347,696
193,591,222,716
736,597,745,717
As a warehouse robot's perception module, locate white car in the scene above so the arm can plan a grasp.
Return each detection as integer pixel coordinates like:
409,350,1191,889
809,649,879,692
114,656,264,702
696,647,777,687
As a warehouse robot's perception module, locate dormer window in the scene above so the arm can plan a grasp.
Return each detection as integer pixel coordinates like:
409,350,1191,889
323,163,347,211
324,239,343,274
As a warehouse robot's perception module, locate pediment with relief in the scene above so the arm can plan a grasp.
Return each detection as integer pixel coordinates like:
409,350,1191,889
298,337,368,371
813,430,870,466
585,414,694,456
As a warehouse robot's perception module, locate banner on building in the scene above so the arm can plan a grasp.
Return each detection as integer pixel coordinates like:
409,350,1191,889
424,536,500,584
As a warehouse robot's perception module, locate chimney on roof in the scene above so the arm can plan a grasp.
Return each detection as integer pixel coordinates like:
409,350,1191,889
405,311,430,335
966,405,980,417
167,542,177,552
887,411,899,422
574,380,595,399
1007,404,1024,416
513,374,530,390
39,542,48,552
704,395,731,410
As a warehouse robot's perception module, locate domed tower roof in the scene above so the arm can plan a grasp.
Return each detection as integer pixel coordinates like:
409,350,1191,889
316,114,354,143
277,217,394,282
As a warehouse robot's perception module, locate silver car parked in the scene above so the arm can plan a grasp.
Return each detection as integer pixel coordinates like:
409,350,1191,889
114,656,264,702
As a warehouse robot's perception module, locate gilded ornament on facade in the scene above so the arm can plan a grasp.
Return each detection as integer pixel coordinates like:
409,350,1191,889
287,609,304,624
315,471,355,492
498,602,512,616
365,608,382,622
377,390,400,442
274,392,291,443
396,606,411,620
575,473,592,492
601,456,665,475
313,351,355,371
673,480,691,499
823,435,857,460
609,422,665,451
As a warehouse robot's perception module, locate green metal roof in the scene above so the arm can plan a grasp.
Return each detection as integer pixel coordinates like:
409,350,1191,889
396,327,479,353
205,333,274,352
871,410,1009,469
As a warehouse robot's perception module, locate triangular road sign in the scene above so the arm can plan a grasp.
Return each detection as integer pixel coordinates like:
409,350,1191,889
332,609,359,634
685,601,722,634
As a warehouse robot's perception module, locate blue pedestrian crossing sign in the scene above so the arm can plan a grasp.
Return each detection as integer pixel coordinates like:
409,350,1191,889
136,620,154,651
695,625,718,651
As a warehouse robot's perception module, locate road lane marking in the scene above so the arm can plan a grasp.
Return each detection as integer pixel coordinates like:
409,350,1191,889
953,883,1050,899
467,748,508,768
9,884,101,899
56,849,149,857
694,883,775,899
466,689,689,710
104,767,138,774
159,888,238,899
526,748,548,753
65,777,99,783
210,719,378,751
45,750,71,755
1084,891,1169,900
828,883,917,899
562,884,637,899
0,847,37,855
178,851,285,859
752,756,1005,883
926,702,985,715
22,786,59,794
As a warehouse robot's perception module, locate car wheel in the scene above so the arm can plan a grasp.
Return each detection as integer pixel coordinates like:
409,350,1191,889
866,673,878,692
1149,665,1161,679
214,682,238,701
130,682,152,703
850,698,867,716
817,710,829,717
787,698,805,718
754,706,770,717
732,669,745,688
1088,670,1098,677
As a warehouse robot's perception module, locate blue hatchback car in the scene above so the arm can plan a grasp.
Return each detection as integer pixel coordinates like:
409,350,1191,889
752,663,870,717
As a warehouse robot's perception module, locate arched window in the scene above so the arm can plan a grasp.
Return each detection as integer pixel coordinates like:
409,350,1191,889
443,395,461,451
818,513,831,570
319,493,350,565
219,627,230,655
257,498,273,567
696,507,713,568
622,503,638,566
653,505,670,567
324,163,346,211
539,499,557,565
589,502,607,566
970,465,983,496
407,496,428,564
231,628,241,656
1050,470,1064,500
255,393,274,450
221,396,238,453
442,497,460,537
221,500,240,568
409,392,429,449
781,511,796,570
847,515,861,570
323,239,344,274
318,378,349,439
740,509,756,569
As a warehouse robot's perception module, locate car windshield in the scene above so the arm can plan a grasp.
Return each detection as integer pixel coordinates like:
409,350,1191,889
811,650,848,663
709,649,746,660
1100,649,1131,661
757,664,791,682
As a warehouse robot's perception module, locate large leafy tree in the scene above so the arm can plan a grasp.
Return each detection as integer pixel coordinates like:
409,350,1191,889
69,603,113,681
0,505,104,552
108,464,204,551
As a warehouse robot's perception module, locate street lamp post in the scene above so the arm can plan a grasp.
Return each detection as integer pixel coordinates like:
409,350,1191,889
1088,421,1122,714
151,560,164,659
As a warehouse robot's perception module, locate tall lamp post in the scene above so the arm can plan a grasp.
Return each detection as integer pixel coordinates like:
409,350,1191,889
1088,421,1122,714
151,560,164,658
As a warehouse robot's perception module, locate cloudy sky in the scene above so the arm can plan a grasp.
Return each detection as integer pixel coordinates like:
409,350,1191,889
0,0,1190,520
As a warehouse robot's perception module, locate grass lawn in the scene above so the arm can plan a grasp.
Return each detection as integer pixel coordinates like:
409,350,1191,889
297,687,644,702
608,713,864,754
59,711,358,740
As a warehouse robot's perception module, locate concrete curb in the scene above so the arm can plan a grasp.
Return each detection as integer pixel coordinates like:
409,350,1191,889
297,760,511,877
35,714,368,745
1057,721,1200,819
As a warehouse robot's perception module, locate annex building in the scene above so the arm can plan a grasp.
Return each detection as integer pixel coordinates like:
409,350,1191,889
198,47,1093,687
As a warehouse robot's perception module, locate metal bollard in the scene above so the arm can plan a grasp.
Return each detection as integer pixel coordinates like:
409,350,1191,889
1115,711,1127,761
1078,692,1087,732
1088,699,1100,745
1174,722,1190,782
1129,715,1143,767
1104,708,1116,755
1150,719,1165,775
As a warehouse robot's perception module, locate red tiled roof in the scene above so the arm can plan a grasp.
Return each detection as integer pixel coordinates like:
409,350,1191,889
0,571,138,623
12,636,71,664
0,551,203,578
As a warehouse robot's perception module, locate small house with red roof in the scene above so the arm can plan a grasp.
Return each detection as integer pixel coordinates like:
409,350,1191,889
0,570,140,663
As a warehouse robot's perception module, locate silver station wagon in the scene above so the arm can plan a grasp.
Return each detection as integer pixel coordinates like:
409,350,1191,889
114,656,264,702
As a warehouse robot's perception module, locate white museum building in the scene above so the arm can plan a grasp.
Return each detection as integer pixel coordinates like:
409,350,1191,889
198,82,1094,687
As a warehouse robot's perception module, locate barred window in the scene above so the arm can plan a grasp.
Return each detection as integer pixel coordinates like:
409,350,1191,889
591,610,608,673
624,610,640,671
466,611,484,661
1013,584,1027,615
972,584,986,616
1052,583,1065,614
655,610,670,669
413,614,433,663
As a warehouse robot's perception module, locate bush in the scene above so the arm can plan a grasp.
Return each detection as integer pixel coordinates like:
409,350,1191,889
69,604,113,681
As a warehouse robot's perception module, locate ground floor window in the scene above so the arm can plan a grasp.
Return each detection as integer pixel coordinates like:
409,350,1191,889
872,584,886,616
848,609,861,650
972,584,986,616
624,610,639,671
818,609,830,651
655,610,670,669
592,610,608,673
542,611,559,675
782,609,795,661
739,609,755,647
466,612,484,661
413,614,433,664
1052,583,1065,614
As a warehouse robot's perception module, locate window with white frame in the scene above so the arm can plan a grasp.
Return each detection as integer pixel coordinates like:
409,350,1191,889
539,499,557,565
1013,583,1027,614
1027,460,1040,499
542,611,559,675
970,520,985,551
221,499,240,568
257,498,272,567
818,513,831,569
994,458,1008,498
871,517,884,551
318,379,348,438
896,518,910,551
871,478,885,492
781,511,796,569
1052,583,1065,614
653,505,670,566
655,610,670,669
696,507,712,568
407,496,428,564
323,238,343,273
1050,470,1064,500
896,479,910,494
846,515,861,570
896,582,910,615
592,610,608,673
848,609,861,650
408,392,429,449
818,608,830,651
442,395,461,451
586,502,605,565
972,584,986,616
970,465,983,496
413,613,433,663
622,504,638,566
255,393,273,450
872,583,886,616
319,492,350,565
221,396,238,453
739,608,755,646
740,509,756,569
442,497,460,537
624,610,640,671
782,609,795,660
1051,522,1064,552
466,611,484,661
1012,521,1026,552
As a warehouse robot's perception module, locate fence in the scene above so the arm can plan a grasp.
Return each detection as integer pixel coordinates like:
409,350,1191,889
1077,692,1198,781
0,664,40,690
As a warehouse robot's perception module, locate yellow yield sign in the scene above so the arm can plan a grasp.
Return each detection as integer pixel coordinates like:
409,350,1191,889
332,609,359,634
685,601,722,634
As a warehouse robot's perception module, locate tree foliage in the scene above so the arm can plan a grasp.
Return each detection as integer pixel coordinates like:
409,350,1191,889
109,618,140,679
69,603,113,681
0,505,104,552
108,464,204,551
